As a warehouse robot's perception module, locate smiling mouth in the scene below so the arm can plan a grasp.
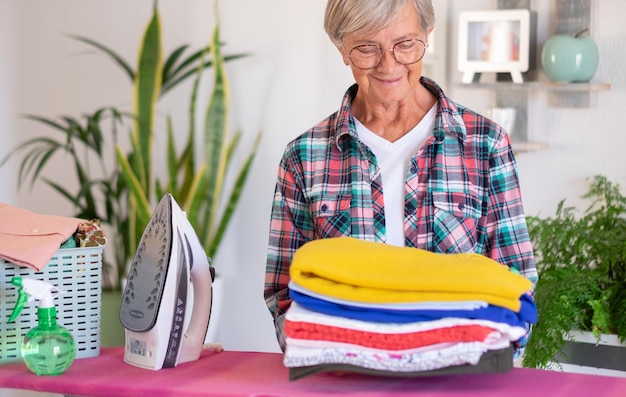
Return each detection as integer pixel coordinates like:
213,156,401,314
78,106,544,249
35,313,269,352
375,76,402,84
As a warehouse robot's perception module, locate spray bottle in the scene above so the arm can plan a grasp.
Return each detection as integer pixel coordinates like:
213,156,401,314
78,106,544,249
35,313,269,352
8,276,76,376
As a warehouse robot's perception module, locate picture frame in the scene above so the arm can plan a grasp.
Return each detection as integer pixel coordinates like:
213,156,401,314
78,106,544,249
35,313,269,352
457,9,531,84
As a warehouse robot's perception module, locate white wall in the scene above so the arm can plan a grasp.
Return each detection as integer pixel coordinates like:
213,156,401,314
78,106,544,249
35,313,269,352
0,0,16,204
0,0,625,358
514,0,626,216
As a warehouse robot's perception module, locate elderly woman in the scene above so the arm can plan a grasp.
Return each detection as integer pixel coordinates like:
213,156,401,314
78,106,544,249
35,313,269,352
264,0,538,353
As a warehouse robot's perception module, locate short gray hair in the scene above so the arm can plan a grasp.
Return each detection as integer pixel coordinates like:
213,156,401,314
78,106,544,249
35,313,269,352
324,0,435,47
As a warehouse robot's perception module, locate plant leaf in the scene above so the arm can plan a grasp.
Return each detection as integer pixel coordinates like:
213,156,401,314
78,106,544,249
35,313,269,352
132,5,162,198
165,116,178,196
201,21,230,250
67,34,135,82
209,131,261,257
115,145,152,226
162,44,189,85
161,53,248,96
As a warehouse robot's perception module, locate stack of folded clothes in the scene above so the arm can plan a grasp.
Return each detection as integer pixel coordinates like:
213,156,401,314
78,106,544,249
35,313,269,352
283,237,537,380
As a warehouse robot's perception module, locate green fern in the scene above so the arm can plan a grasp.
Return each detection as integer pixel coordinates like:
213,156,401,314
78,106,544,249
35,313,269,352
523,175,626,368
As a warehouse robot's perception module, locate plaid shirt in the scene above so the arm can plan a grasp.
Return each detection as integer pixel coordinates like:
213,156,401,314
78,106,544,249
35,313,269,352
265,77,538,350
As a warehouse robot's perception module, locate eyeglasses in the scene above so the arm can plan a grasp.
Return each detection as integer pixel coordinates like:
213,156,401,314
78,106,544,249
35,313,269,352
346,39,428,70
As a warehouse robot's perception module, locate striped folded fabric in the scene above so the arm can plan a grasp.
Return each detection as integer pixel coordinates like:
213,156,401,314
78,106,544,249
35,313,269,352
283,237,536,377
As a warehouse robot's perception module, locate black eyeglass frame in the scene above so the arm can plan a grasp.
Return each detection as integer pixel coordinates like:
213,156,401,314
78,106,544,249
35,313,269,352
346,38,429,70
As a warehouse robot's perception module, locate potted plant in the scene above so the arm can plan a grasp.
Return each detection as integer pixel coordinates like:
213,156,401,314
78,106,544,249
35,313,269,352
1,1,257,294
522,175,626,370
114,2,260,269
112,2,260,343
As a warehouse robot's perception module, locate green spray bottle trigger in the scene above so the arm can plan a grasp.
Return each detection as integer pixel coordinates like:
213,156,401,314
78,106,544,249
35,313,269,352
8,277,63,322
9,277,29,322
7,276,76,376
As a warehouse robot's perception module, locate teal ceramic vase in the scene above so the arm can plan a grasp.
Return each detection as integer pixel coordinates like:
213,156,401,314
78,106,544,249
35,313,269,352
541,30,599,83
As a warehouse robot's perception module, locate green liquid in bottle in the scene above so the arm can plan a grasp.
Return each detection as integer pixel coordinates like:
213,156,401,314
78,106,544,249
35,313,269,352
21,307,76,376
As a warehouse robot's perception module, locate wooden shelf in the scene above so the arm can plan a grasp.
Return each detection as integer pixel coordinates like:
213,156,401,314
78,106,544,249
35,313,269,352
458,81,611,92
513,141,549,154
448,0,608,153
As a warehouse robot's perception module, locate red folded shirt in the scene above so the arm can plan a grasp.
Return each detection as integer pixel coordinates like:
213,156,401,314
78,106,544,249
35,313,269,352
285,319,496,351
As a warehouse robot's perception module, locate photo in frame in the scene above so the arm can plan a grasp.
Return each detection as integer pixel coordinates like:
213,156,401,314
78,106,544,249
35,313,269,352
457,9,532,84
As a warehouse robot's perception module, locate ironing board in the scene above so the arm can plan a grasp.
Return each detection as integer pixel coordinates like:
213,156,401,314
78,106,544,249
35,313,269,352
0,347,625,397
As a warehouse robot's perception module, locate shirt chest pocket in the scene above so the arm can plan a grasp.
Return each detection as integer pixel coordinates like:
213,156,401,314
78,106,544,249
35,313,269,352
309,195,352,239
432,191,482,253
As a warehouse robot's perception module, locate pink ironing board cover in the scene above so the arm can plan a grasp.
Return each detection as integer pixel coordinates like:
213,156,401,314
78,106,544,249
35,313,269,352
0,347,624,396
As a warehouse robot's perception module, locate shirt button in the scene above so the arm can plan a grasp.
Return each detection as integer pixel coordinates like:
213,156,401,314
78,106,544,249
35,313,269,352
410,166,418,174
458,203,465,210
321,204,328,212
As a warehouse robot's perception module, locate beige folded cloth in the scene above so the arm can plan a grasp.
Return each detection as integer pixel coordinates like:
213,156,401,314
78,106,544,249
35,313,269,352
0,202,85,271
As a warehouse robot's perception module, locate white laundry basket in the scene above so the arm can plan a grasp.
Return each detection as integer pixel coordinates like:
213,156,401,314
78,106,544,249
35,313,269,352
0,245,103,364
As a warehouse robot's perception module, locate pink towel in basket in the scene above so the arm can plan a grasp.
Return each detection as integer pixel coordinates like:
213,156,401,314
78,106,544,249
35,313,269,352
0,203,85,271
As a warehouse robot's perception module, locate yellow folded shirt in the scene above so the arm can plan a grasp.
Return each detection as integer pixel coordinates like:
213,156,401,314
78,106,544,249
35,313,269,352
290,237,532,312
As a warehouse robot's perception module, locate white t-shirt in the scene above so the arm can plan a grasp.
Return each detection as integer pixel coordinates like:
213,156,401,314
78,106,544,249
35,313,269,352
355,104,437,246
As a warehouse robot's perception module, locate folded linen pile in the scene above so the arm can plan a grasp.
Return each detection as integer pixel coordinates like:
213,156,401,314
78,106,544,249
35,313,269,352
283,237,536,378
0,203,105,271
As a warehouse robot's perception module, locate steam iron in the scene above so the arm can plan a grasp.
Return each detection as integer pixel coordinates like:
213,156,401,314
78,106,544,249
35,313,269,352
119,193,214,370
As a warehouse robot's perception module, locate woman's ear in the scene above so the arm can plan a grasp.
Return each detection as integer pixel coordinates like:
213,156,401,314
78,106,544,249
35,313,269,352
336,45,350,66
426,26,435,43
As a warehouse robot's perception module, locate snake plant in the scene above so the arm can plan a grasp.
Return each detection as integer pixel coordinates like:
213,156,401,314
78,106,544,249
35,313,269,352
115,1,260,263
1,1,257,290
